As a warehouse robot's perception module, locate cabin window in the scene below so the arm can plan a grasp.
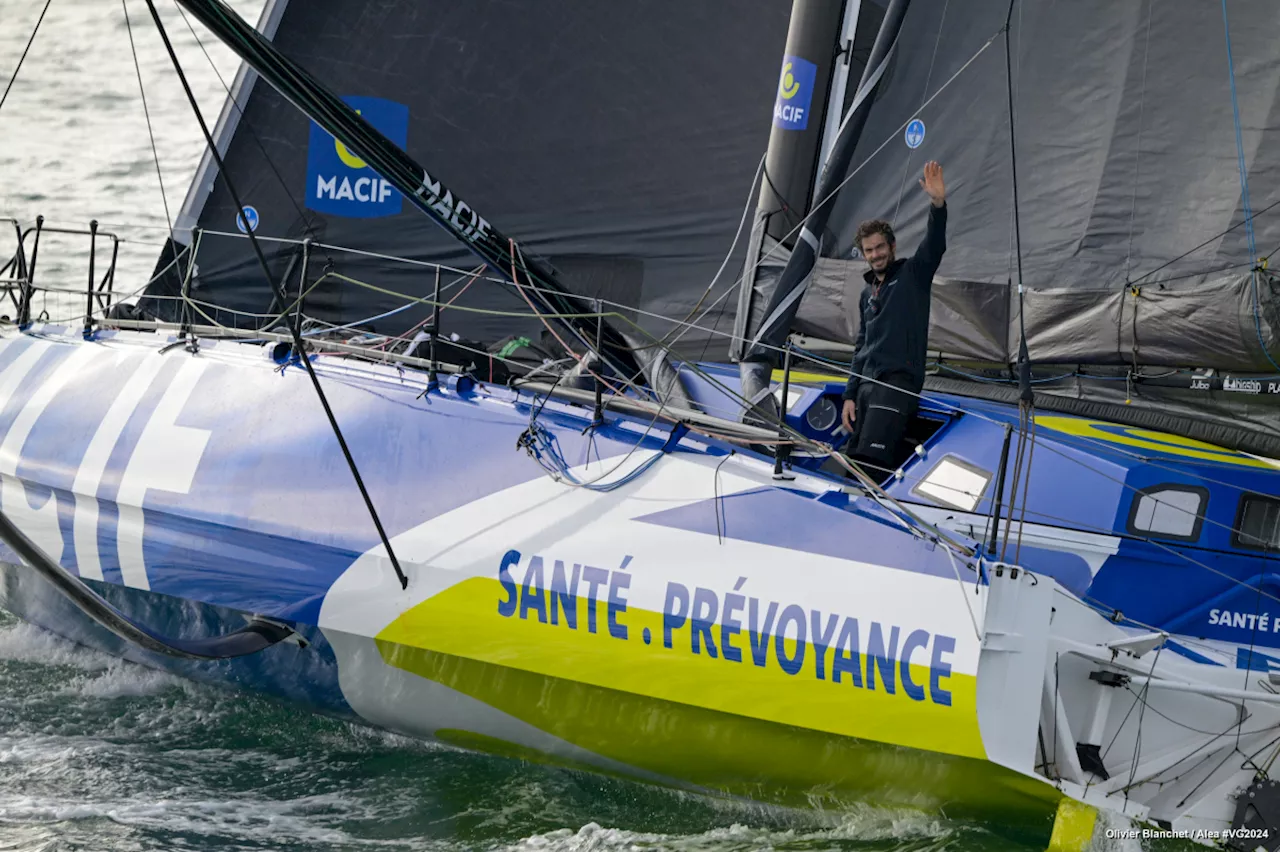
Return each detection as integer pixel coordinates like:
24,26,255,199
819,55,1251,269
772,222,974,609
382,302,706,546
1126,485,1207,542
1235,494,1280,553
912,456,990,512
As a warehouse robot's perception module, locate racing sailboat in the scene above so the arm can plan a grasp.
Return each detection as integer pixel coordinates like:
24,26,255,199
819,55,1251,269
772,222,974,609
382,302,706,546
2,0,1280,849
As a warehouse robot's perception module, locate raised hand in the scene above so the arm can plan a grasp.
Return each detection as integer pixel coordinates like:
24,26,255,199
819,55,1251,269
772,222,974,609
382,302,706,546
919,160,945,206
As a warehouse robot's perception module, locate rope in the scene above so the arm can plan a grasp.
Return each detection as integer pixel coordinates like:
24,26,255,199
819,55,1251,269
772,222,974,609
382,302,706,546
170,0,333,271
122,0,173,240
252,262,1280,570
1221,0,1280,372
890,0,950,229
144,0,409,590
0,0,52,114
1123,0,1154,284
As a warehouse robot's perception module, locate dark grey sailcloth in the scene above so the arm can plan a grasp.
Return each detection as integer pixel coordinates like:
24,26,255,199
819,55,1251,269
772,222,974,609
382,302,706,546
739,0,913,413
738,0,1280,454
141,0,794,364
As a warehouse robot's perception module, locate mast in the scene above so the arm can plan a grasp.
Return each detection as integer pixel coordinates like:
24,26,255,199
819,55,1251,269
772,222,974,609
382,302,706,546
815,0,863,205
756,0,850,247
738,0,914,404
169,0,647,389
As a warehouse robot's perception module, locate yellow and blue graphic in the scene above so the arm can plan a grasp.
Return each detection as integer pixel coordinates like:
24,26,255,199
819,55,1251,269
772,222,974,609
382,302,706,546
306,95,408,218
1035,415,1275,469
774,56,817,131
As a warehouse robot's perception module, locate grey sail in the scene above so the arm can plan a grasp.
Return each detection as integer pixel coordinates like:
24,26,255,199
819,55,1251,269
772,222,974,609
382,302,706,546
738,0,1280,453
140,0,794,362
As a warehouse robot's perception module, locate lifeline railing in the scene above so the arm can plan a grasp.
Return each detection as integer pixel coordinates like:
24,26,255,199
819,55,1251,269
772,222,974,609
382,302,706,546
0,215,121,333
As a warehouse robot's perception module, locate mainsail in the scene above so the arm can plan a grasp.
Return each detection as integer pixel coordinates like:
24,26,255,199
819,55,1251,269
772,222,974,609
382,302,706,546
738,0,1280,454
140,0,794,363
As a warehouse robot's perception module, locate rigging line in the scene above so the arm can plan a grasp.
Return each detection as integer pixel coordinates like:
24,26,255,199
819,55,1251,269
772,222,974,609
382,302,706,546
659,152,764,350
1221,0,1280,374
942,545,982,640
143,0,409,591
713,451,735,545
122,0,174,239
199,230,495,278
1124,642,1163,807
1019,495,1280,610
524,388,672,493
890,0,949,228
1240,570,1267,753
182,275,330,341
1000,409,1028,561
1128,196,1280,289
1073,590,1230,661
1013,411,1038,564
1003,0,1028,358
169,0,334,268
1115,688,1263,789
508,240,631,400
518,369,681,495
249,264,1272,561
0,0,52,114
226,256,1280,532
1123,0,1154,284
371,266,487,352
340,263,1272,563
1221,0,1259,268
697,27,1007,351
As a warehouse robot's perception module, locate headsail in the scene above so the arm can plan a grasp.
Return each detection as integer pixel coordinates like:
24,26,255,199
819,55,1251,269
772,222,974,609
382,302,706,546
141,0,792,365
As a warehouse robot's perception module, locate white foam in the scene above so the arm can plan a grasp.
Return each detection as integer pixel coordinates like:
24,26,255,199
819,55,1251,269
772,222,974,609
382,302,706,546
1090,808,1148,852
503,804,957,851
61,663,186,699
0,620,114,671
0,793,419,847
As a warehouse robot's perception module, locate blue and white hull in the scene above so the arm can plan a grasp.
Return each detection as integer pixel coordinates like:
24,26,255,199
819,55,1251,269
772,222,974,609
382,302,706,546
0,323,1277,850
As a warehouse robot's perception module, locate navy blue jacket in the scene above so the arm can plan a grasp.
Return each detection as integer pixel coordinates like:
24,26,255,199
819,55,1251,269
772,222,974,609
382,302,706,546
842,202,947,402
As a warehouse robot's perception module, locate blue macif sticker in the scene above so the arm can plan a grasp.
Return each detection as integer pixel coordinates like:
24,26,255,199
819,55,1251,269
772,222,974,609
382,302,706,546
773,56,818,131
305,95,409,219
905,118,926,149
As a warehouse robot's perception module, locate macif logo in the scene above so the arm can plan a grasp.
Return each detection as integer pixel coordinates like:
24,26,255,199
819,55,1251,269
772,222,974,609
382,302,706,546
774,56,817,132
305,95,409,218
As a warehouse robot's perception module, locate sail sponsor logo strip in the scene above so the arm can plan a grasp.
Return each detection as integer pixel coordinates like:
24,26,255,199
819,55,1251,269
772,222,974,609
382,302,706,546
774,55,818,131
306,95,408,219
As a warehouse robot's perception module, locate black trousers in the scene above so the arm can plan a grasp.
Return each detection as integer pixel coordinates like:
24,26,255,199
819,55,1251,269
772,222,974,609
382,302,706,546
844,372,919,473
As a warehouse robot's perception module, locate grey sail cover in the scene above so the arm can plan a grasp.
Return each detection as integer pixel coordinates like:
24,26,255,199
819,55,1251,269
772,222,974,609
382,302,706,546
149,0,792,360
782,0,1280,373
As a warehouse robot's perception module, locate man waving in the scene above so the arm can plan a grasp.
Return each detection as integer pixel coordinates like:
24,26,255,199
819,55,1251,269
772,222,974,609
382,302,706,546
840,161,947,472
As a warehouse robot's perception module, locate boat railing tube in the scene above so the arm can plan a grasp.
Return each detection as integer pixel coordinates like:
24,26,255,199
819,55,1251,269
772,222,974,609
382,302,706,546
0,506,297,659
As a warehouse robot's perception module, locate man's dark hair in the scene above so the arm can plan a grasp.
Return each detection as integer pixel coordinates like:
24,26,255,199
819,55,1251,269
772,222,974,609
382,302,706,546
855,219,896,250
